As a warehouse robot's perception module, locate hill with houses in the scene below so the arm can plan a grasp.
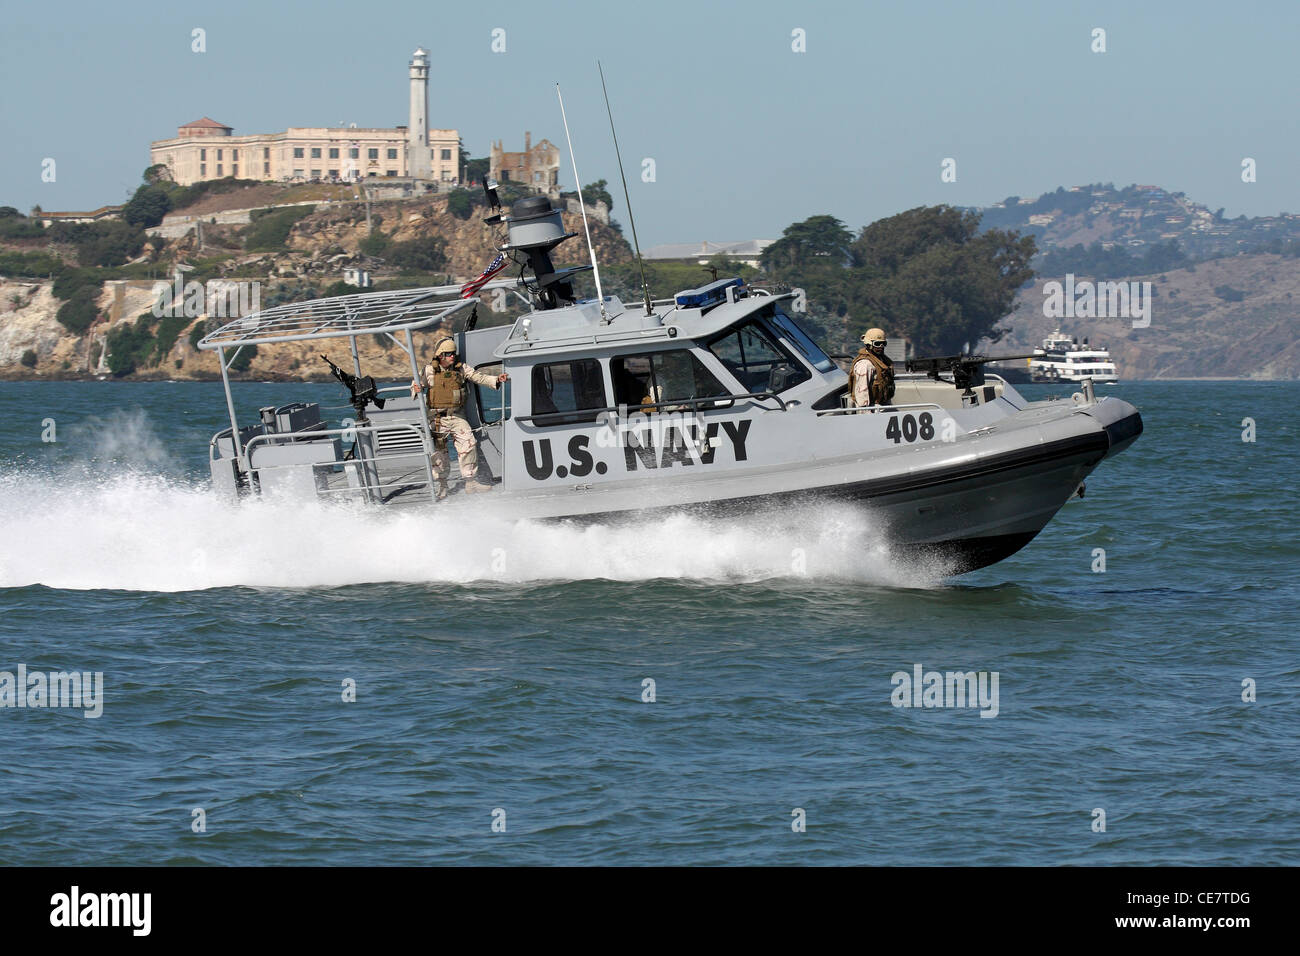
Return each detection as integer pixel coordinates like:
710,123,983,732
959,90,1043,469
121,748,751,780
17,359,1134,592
975,182,1300,261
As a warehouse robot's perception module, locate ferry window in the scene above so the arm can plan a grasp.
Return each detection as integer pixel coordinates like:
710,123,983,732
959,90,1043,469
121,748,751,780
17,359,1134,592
766,304,836,373
473,363,511,424
707,320,810,394
611,350,730,410
530,359,606,425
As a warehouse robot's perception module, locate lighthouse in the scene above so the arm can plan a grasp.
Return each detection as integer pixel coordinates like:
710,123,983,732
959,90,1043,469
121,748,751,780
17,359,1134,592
407,48,431,180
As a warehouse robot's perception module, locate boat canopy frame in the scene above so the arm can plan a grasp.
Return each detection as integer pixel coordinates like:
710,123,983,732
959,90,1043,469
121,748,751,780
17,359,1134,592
196,284,497,351
195,279,522,478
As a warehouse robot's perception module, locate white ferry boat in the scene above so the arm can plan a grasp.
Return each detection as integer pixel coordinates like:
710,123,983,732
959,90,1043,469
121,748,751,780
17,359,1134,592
1029,330,1119,384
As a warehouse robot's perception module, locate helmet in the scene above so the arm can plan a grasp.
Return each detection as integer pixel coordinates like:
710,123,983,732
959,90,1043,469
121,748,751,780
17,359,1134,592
434,337,457,357
862,328,887,347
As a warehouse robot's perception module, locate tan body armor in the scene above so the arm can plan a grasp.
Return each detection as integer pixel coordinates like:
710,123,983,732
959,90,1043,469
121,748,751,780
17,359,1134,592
849,348,895,406
425,363,468,412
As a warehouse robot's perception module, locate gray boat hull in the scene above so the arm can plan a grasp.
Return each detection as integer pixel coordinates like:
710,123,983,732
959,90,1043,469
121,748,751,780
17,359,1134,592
480,398,1142,574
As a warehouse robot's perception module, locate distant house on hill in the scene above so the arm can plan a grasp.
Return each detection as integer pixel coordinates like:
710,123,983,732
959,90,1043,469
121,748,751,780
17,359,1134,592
38,205,123,227
645,239,775,269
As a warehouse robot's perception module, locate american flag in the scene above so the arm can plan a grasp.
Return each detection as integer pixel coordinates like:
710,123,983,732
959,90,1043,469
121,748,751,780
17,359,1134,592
460,253,508,298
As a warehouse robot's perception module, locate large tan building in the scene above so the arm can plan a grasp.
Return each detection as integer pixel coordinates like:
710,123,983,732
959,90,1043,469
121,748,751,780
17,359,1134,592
149,50,458,186
489,132,560,198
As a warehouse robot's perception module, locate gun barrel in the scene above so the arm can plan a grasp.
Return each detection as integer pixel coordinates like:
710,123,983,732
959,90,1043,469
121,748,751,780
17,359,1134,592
907,352,1037,372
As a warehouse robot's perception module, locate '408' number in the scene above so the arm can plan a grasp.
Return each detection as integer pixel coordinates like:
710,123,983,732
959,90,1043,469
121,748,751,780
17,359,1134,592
885,412,935,444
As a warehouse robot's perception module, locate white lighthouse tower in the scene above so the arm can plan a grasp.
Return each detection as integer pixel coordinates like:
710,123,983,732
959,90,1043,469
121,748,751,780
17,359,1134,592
407,48,431,180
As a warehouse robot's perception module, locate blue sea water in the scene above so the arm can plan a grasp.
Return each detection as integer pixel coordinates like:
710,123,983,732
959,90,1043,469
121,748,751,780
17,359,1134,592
0,380,1295,865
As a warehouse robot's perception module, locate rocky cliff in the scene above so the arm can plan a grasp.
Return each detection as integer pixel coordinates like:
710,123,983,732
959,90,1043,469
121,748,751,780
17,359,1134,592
1,193,631,381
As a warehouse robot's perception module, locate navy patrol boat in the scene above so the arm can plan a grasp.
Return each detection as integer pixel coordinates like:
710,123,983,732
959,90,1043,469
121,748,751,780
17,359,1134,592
198,187,1142,574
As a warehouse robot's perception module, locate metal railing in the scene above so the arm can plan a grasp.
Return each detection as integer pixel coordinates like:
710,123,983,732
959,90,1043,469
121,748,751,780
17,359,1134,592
240,421,436,504
501,323,677,355
816,401,946,417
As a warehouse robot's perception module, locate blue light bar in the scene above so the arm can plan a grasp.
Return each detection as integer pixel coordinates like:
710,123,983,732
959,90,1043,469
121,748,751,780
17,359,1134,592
674,277,745,310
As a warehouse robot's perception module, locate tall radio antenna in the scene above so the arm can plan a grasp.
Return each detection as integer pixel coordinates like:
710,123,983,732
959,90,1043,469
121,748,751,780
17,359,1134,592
556,82,607,322
598,61,652,317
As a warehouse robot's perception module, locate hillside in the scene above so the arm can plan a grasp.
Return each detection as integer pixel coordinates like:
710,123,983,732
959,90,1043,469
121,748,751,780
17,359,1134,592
973,183,1300,379
993,253,1300,379
976,182,1300,261
0,190,630,381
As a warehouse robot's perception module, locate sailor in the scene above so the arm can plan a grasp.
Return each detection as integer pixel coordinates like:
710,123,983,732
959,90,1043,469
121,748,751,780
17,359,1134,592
411,337,508,498
849,328,895,408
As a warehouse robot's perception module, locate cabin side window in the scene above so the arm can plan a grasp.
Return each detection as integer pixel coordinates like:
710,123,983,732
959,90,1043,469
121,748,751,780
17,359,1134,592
706,320,811,394
611,349,730,410
529,358,607,425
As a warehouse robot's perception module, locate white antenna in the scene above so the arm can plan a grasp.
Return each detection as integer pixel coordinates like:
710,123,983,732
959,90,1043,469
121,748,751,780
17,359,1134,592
556,82,607,322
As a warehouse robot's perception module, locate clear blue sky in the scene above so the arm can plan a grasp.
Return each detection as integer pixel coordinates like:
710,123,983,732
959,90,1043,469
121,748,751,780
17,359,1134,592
2,0,1295,245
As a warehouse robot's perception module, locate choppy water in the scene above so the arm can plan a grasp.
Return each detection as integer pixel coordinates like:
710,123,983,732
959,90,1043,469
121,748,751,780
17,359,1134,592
0,380,1295,865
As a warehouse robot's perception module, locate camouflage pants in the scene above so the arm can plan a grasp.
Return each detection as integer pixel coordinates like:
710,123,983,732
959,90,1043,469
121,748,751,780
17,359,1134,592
428,411,479,481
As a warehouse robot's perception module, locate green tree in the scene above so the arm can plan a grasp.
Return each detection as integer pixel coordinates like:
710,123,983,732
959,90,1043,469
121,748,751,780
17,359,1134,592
387,235,447,272
229,344,257,373
75,220,146,267
358,229,392,257
20,349,37,368
851,206,1036,355
761,215,855,271
106,316,156,376
446,188,475,220
582,179,614,212
55,290,101,333
122,183,173,228
760,215,858,350
322,280,361,298
245,205,315,252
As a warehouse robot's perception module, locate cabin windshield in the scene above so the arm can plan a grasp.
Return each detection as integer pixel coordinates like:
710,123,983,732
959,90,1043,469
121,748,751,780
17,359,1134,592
706,318,811,393
766,303,836,373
